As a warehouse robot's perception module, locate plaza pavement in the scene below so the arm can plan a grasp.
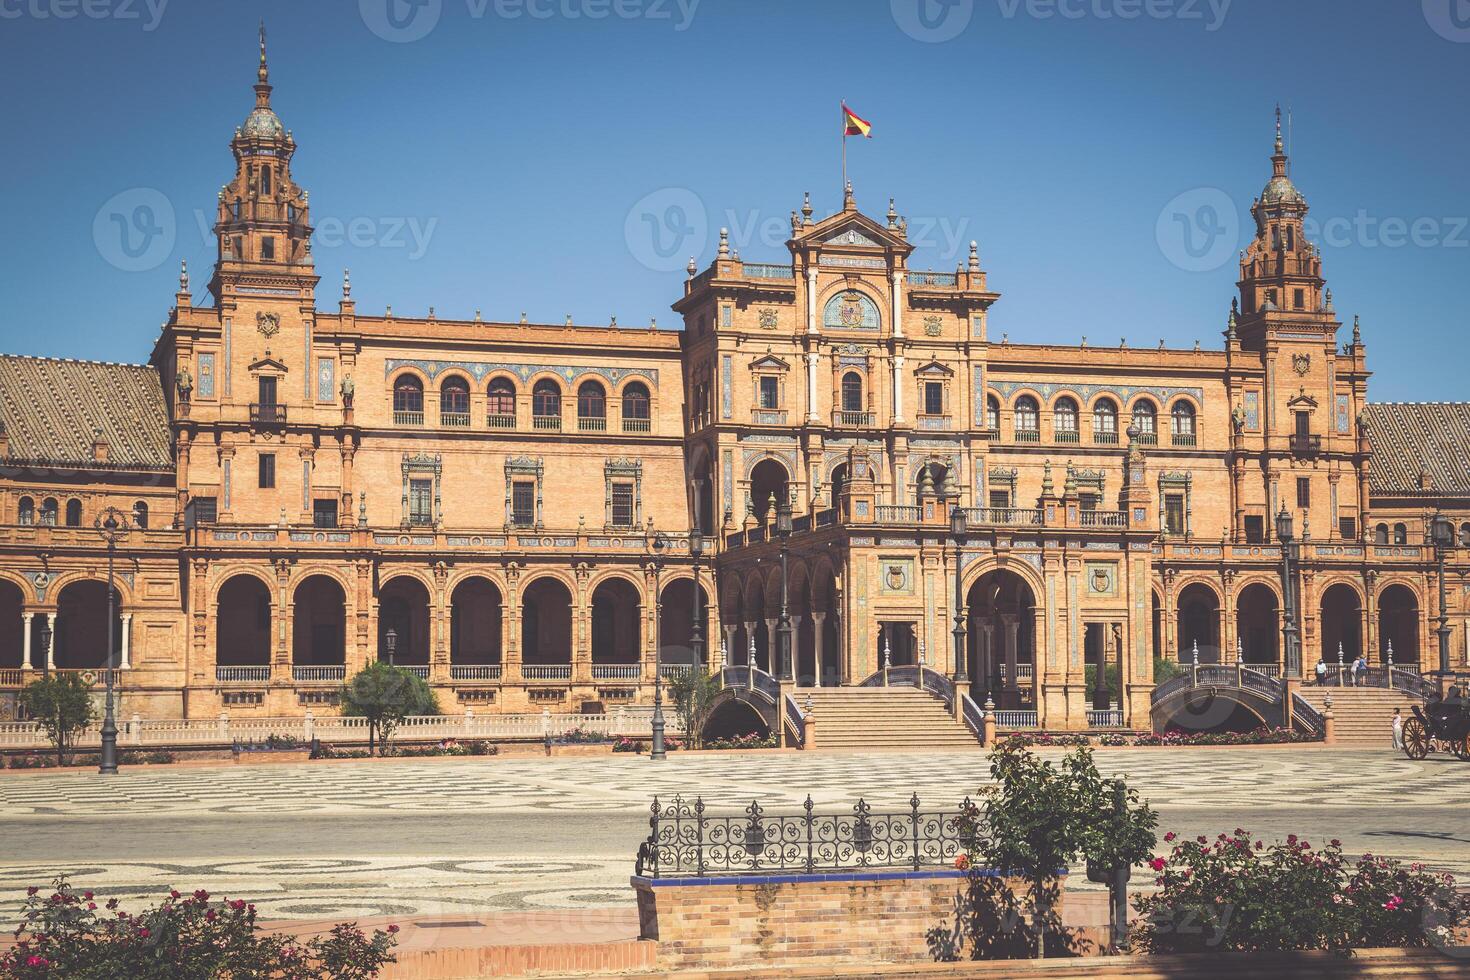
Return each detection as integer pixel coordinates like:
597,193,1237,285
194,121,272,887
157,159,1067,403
0,747,1465,930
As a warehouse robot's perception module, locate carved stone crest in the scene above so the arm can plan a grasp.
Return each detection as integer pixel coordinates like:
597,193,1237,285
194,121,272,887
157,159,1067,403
257,311,281,338
758,308,778,330
923,316,942,337
837,292,866,328
1291,352,1310,376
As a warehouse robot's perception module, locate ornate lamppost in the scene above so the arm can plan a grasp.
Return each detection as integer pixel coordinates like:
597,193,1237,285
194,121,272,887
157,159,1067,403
36,618,51,678
950,503,968,693
384,626,398,667
645,525,669,760
774,495,794,683
1276,507,1300,678
689,525,706,669
94,506,131,775
1430,511,1454,677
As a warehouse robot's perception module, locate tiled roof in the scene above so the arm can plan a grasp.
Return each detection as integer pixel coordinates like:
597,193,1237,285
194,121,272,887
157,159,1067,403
1365,402,1470,497
0,355,173,470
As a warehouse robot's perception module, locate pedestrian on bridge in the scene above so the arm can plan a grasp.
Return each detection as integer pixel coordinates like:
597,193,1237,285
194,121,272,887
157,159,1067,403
1315,660,1327,686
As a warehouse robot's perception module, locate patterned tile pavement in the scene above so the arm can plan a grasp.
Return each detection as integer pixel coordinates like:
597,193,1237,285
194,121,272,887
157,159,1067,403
1,747,1465,927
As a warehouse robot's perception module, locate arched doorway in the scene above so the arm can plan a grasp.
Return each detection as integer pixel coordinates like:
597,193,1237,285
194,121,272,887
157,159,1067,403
522,577,573,670
1378,585,1420,667
378,576,430,666
966,569,1036,708
450,577,502,667
591,578,641,671
216,575,271,668
659,578,709,669
828,463,849,508
688,453,715,534
1319,583,1362,667
0,581,22,670
1235,583,1279,667
292,575,345,667
54,580,119,670
1176,583,1220,664
749,459,789,522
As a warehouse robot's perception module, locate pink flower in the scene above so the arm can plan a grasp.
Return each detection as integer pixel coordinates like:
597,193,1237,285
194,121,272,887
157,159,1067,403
1149,857,1167,871
1164,832,1176,843
169,890,180,899
387,924,400,934
25,887,38,897
1384,895,1403,911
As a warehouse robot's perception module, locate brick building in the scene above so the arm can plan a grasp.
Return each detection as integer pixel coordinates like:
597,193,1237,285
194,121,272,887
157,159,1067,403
0,44,1465,730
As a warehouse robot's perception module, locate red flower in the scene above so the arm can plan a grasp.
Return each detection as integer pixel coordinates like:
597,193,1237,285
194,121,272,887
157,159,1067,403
1164,832,1176,842
387,924,400,934
25,887,38,897
954,854,971,871
1149,857,1167,871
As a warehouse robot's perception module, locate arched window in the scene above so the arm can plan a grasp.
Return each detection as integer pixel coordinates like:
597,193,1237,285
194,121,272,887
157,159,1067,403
64,499,82,527
1171,401,1197,444
1132,400,1158,443
439,377,470,425
1054,397,1079,442
1374,523,1389,545
487,378,516,426
1093,399,1118,442
17,497,34,526
985,396,1000,431
621,382,650,432
1393,523,1407,545
532,380,562,429
1461,523,1470,547
1014,396,1039,440
392,376,424,422
40,498,58,526
577,381,606,431
133,502,149,530
840,372,864,413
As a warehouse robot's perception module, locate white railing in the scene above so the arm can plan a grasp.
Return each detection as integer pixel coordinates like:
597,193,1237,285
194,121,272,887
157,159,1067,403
0,708,686,749
992,710,1039,729
1086,709,1124,728
292,665,346,682
522,664,572,680
216,666,271,683
592,664,641,680
1240,663,1282,679
659,664,691,680
0,668,26,687
449,664,502,681
1001,663,1035,684
401,665,430,679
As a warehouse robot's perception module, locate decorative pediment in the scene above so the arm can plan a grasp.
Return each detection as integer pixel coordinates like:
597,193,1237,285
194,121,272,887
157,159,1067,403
795,207,912,255
914,360,953,377
1286,390,1319,409
248,356,289,373
749,354,790,372
823,226,881,248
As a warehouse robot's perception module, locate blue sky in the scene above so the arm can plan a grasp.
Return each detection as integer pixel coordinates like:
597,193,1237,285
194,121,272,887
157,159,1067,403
1,0,1466,401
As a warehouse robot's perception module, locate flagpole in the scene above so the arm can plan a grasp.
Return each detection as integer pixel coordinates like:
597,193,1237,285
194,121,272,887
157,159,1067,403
841,101,847,197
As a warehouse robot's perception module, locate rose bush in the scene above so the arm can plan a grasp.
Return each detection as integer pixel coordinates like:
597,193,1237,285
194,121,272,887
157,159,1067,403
0,877,397,979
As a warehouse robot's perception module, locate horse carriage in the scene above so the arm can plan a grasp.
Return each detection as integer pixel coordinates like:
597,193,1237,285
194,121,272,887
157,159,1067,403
1401,682,1470,760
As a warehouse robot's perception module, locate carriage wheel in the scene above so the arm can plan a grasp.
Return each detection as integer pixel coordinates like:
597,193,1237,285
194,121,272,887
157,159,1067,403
1402,718,1430,760
1453,735,1470,762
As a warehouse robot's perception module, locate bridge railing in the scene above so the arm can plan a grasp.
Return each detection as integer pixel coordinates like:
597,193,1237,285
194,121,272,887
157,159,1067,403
719,664,780,702
856,665,956,709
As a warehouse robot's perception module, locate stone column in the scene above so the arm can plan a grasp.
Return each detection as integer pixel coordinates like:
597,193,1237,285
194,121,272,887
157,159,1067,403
764,618,779,673
501,599,519,683
790,614,804,684
978,620,994,696
721,624,737,671
892,354,906,424
743,621,758,666
805,351,819,423
811,612,826,688
21,612,32,671
1002,614,1019,692
119,613,132,670
45,613,55,670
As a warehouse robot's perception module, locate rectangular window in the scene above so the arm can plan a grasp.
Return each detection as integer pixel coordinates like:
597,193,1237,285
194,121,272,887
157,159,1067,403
1295,411,1310,437
313,498,338,528
1164,494,1186,535
258,375,278,406
191,496,218,525
1296,477,1311,509
923,382,943,416
260,237,275,261
1339,517,1357,541
409,479,434,526
611,483,635,528
989,489,1011,510
758,376,779,410
511,481,535,527
258,453,275,489
1244,515,1265,544
260,165,272,195
1079,493,1098,512
1293,288,1305,310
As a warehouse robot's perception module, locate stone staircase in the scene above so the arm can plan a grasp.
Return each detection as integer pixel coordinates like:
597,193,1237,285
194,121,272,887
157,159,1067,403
796,687,980,750
1295,686,1416,747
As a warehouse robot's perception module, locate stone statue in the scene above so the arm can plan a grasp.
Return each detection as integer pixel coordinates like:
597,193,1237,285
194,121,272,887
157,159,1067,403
340,375,355,407
175,367,193,403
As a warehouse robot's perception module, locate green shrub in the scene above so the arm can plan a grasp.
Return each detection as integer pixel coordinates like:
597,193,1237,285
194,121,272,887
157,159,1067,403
20,674,96,767
340,663,440,756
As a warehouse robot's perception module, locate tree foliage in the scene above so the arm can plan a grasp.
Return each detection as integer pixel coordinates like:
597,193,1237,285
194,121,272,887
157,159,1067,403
21,674,97,767
339,662,439,755
666,665,721,750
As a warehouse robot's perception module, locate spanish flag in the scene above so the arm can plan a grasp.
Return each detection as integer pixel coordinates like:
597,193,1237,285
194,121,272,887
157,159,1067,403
842,102,873,138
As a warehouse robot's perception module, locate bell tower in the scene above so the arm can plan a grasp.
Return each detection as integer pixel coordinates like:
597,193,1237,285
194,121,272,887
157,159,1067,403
207,23,317,304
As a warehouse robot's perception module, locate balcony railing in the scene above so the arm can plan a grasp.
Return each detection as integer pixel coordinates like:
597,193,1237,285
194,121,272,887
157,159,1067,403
292,665,345,682
1080,509,1128,528
622,417,651,433
250,403,287,425
751,409,787,425
964,507,1044,526
876,505,922,523
834,410,875,427
992,710,1038,729
1172,430,1199,448
916,415,951,431
400,665,430,679
487,413,516,429
449,664,502,681
1136,430,1158,445
592,664,641,680
0,669,25,687
216,666,271,683
393,410,425,426
523,664,572,680
743,263,795,280
1086,709,1124,728
660,663,692,680
1013,428,1040,443
441,411,471,428
907,270,958,287
532,415,562,431
1093,429,1119,445
1289,433,1321,454
578,416,607,432
1055,429,1080,443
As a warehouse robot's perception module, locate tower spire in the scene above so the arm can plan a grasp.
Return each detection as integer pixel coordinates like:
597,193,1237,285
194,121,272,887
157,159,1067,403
258,20,269,84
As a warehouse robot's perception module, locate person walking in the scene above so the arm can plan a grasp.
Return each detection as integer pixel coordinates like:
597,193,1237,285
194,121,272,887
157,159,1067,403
1353,654,1367,687
1391,708,1403,750
1315,659,1327,686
